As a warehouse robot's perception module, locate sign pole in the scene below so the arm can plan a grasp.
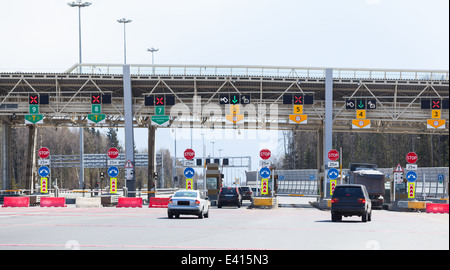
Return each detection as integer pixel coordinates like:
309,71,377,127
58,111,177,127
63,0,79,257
339,147,343,185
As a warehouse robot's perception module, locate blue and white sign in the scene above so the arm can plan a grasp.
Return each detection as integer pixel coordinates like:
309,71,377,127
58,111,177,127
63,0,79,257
184,167,195,178
438,174,444,183
406,171,418,182
108,166,119,178
260,167,271,178
38,166,50,177
328,168,339,180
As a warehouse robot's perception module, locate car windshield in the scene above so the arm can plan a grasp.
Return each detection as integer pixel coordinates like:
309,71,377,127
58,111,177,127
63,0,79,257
173,191,198,198
333,187,363,197
221,188,236,194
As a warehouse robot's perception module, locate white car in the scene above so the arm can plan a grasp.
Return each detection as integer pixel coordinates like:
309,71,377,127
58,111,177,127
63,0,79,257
168,190,210,219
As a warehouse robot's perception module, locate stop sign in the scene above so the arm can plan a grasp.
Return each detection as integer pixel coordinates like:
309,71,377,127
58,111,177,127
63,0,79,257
328,149,339,161
260,149,271,160
107,147,119,159
406,152,418,164
184,149,195,160
38,147,50,159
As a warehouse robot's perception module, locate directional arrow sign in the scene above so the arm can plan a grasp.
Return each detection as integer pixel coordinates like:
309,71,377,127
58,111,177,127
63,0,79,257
406,171,418,182
87,114,106,124
25,114,44,124
108,166,119,178
38,166,50,177
184,167,195,178
151,115,170,126
260,167,271,178
328,168,339,180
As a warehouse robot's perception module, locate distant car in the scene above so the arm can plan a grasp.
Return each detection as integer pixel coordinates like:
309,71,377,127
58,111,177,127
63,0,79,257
331,184,372,222
218,187,242,208
168,190,209,219
238,186,253,201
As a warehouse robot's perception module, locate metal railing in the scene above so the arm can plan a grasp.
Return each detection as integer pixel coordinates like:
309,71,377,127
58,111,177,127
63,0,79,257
64,63,449,81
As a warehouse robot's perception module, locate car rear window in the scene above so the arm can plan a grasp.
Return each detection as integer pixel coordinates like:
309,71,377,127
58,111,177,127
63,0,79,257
221,188,237,194
333,187,364,197
240,187,250,192
173,191,197,198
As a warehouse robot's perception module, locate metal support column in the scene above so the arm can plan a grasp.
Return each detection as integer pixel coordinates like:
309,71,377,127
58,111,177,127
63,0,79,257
123,65,136,197
148,125,156,200
25,125,37,193
0,118,12,190
323,68,333,199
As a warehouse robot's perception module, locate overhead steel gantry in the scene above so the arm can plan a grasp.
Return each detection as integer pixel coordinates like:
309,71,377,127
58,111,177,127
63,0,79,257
1,64,448,195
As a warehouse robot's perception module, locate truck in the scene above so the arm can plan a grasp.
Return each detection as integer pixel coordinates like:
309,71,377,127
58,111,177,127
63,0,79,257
346,163,385,209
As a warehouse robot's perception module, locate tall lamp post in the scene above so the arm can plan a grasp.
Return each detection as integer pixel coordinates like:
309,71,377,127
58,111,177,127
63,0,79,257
117,18,132,64
68,0,91,190
146,47,159,74
67,0,92,70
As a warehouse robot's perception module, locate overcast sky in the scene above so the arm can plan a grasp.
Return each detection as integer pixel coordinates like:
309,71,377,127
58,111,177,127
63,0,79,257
1,0,448,182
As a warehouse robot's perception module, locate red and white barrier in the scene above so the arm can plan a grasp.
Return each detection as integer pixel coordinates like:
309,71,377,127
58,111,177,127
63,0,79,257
116,197,143,208
149,198,170,208
2,197,30,208
40,197,67,207
426,203,449,214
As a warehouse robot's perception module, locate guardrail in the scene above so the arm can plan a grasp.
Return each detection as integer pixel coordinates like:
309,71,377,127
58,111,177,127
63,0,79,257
64,63,449,81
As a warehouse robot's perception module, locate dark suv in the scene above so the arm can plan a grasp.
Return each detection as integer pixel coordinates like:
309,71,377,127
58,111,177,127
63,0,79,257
331,184,372,222
238,186,253,202
218,187,242,208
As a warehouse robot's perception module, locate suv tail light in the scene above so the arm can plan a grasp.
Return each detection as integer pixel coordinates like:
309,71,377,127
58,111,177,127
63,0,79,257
358,198,366,204
331,198,339,203
195,200,200,205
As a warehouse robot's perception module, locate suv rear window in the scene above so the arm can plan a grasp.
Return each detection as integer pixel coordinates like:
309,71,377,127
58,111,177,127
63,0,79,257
333,187,363,197
221,187,237,194
240,187,250,192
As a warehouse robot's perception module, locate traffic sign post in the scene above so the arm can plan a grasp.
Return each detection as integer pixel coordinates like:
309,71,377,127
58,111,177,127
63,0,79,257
406,171,418,182
108,166,119,178
260,167,271,179
110,178,117,193
260,149,271,160
186,179,193,190
261,178,269,195
328,168,339,180
330,180,337,196
40,178,48,194
327,150,339,161
184,149,195,160
38,147,50,159
406,152,418,164
107,148,119,159
184,167,195,178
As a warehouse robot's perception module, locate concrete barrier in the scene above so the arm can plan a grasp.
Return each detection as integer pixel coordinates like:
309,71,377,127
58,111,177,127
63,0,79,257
426,203,449,214
75,197,102,208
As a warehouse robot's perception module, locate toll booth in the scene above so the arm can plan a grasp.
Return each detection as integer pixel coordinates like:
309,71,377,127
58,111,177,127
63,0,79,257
205,163,223,204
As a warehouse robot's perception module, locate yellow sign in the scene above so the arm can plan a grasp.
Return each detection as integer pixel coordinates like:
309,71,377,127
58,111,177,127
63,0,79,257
230,105,240,115
226,114,244,123
294,105,303,115
261,178,269,195
356,110,366,119
186,178,193,190
352,119,371,129
289,114,308,124
427,119,445,129
432,110,442,119
40,178,48,193
408,182,416,199
330,180,337,196
110,178,117,193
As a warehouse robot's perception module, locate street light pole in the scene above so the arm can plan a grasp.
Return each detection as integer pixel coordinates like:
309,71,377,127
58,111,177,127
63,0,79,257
146,47,159,74
67,0,91,69
117,18,132,64
68,0,91,190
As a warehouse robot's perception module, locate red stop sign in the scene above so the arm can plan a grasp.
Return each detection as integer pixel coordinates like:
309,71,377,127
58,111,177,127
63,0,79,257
260,149,271,160
328,149,339,161
107,148,119,159
406,152,418,164
184,149,195,160
38,147,50,159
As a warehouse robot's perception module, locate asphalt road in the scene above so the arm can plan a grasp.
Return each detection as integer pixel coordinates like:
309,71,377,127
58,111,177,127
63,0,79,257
0,197,448,250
